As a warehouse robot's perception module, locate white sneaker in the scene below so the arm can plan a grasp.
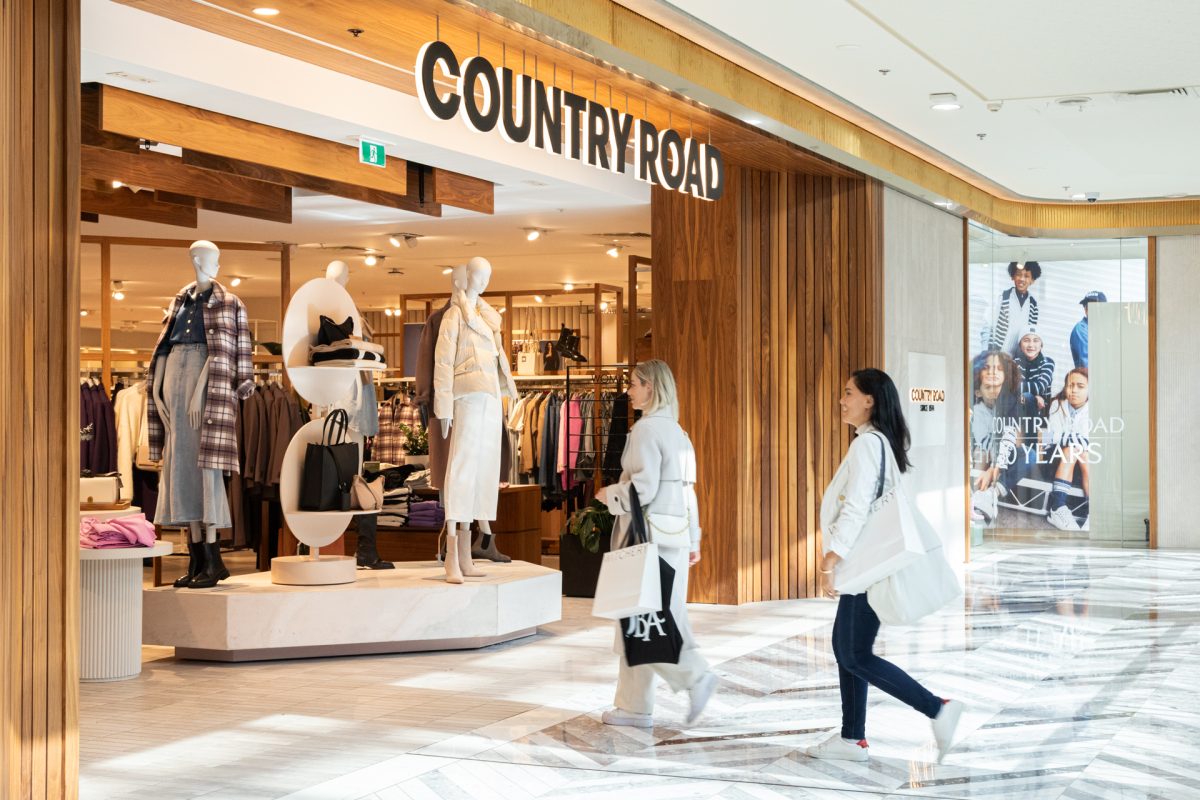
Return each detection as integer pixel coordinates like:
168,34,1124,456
932,699,964,763
805,733,869,762
1047,505,1080,531
601,707,653,728
971,487,998,523
685,672,718,725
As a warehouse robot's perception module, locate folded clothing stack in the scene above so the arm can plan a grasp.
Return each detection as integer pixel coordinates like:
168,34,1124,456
80,513,158,549
404,469,431,490
407,499,445,529
309,314,387,367
365,464,420,491
378,486,413,528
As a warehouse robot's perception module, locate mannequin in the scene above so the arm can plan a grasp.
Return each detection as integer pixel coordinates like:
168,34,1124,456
324,260,392,569
433,257,518,583
148,241,253,589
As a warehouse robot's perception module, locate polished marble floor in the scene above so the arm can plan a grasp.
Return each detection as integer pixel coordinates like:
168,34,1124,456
81,546,1200,799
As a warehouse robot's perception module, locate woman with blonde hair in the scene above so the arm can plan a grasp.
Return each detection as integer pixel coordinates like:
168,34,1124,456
595,359,717,728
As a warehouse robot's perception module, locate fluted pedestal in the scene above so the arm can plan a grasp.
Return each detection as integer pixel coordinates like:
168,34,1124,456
79,541,173,682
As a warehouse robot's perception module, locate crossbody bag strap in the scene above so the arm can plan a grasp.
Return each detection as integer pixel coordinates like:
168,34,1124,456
872,431,888,501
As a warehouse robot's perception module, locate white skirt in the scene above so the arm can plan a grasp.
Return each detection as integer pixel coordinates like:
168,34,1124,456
443,392,502,522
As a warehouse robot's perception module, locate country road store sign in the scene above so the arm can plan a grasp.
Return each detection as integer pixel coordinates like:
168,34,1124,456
415,40,725,201
358,137,387,168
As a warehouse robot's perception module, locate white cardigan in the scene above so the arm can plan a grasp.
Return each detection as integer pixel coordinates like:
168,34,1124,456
605,410,702,551
820,423,897,559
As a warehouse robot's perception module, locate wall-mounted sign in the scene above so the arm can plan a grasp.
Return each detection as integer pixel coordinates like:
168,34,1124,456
415,40,725,201
358,137,387,168
908,352,947,447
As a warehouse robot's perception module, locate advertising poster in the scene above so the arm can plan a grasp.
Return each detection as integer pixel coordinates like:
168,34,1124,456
967,256,1146,536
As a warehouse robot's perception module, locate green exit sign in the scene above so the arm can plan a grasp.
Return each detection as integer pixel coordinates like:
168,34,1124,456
358,137,387,168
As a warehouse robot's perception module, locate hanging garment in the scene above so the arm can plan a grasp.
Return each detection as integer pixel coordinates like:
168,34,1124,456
603,392,631,481
113,382,148,494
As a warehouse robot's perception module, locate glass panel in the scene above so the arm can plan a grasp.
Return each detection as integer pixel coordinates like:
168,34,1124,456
965,226,1149,550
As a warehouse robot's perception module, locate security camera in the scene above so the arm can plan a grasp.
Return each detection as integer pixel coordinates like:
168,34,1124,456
1085,192,1100,203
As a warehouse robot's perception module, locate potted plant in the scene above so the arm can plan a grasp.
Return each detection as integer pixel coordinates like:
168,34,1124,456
560,499,614,597
397,423,430,467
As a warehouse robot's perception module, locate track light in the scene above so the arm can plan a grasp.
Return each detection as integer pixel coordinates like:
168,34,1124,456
364,254,378,266
388,233,420,249
606,245,623,258
534,295,544,303
111,280,125,301
563,282,575,292
388,235,401,248
441,267,454,275
229,276,243,287
929,92,961,111
111,180,124,189
384,308,393,317
525,228,543,241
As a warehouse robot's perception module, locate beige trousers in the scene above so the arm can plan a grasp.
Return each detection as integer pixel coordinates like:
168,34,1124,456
614,648,709,715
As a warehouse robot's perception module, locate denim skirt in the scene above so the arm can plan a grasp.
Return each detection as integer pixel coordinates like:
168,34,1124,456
155,343,232,528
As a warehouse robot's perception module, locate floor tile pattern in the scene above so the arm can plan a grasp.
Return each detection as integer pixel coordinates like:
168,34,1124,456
82,547,1200,799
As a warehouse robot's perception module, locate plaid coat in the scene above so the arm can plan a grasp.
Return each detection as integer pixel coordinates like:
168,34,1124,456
147,280,254,473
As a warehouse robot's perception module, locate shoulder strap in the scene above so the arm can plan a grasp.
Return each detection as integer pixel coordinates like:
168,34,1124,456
872,432,887,501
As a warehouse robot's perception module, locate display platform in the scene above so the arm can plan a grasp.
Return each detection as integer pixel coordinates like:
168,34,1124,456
142,560,562,662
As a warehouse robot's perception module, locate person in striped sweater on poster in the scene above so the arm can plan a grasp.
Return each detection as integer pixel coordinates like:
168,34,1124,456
988,261,1041,357
1013,327,1055,413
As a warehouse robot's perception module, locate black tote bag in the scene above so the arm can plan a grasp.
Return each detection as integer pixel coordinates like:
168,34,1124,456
620,485,685,667
300,408,360,511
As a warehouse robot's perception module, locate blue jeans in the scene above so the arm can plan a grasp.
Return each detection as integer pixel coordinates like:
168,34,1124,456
832,593,943,740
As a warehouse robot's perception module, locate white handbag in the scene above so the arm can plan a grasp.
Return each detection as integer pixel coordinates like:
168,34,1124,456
833,434,925,595
646,512,690,549
867,504,962,625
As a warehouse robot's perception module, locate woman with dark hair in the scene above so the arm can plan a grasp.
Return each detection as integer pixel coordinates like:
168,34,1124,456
806,369,964,762
807,368,963,764
989,261,1042,356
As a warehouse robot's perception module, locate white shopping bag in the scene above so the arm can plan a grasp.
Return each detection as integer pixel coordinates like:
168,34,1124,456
867,500,962,624
592,541,662,620
834,481,925,595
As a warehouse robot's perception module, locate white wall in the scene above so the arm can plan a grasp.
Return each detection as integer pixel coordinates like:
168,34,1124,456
883,189,967,566
1155,236,1200,548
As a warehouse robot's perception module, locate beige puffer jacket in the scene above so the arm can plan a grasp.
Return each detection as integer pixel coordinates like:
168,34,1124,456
432,291,518,420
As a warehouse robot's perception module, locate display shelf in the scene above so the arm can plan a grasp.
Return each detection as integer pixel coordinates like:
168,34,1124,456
281,277,370,406
81,540,173,682
279,417,365,549
290,362,386,376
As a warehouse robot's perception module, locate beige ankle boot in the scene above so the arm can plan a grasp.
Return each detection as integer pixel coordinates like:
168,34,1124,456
458,524,487,577
443,529,464,584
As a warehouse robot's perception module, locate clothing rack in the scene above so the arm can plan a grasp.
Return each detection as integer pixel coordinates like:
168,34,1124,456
566,364,633,486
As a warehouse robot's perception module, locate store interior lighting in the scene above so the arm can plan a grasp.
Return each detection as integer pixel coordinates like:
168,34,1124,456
229,276,243,287
600,301,609,312
383,308,393,317
525,228,543,241
251,7,279,16
364,254,379,267
606,244,623,258
562,282,574,291
389,233,421,249
79,309,89,317
534,295,544,303
110,281,125,301
110,179,123,189
441,267,454,275
929,92,961,111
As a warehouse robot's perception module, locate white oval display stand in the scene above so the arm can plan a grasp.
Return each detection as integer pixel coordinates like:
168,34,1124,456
80,539,173,681
274,277,380,586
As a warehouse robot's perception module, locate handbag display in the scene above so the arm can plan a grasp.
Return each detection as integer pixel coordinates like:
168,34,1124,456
592,485,662,620
833,433,925,595
867,499,962,625
80,473,123,507
299,409,360,512
350,474,384,511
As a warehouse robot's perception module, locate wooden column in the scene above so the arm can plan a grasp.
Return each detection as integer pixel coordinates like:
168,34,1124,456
100,240,112,390
615,289,625,364
503,294,513,365
652,168,883,604
1,0,81,797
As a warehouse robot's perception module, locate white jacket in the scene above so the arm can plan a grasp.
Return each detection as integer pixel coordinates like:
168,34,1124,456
820,424,897,559
1044,399,1090,448
432,291,517,421
605,410,702,551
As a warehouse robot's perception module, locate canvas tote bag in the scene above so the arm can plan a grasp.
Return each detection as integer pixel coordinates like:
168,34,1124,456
833,433,925,595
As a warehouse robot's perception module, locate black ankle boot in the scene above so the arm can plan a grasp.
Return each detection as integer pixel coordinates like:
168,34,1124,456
356,517,394,570
188,541,229,588
173,538,203,588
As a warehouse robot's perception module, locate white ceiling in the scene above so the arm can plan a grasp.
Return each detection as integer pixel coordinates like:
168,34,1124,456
627,0,1200,201
79,0,652,332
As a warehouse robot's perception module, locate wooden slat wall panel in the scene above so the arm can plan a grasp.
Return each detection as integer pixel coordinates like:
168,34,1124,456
653,167,882,603
1,0,81,797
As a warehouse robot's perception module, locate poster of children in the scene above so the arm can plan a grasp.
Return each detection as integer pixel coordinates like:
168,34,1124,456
967,256,1146,533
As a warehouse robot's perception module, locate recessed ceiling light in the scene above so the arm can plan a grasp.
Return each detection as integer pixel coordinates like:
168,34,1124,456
563,282,574,292
600,301,610,312
930,93,961,111
534,295,544,303
364,254,378,266
441,267,453,275
111,180,124,189
393,308,401,317
229,276,243,287
1071,193,1087,200
388,235,401,248
525,228,542,241
79,309,89,317
252,7,280,16
606,245,623,258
